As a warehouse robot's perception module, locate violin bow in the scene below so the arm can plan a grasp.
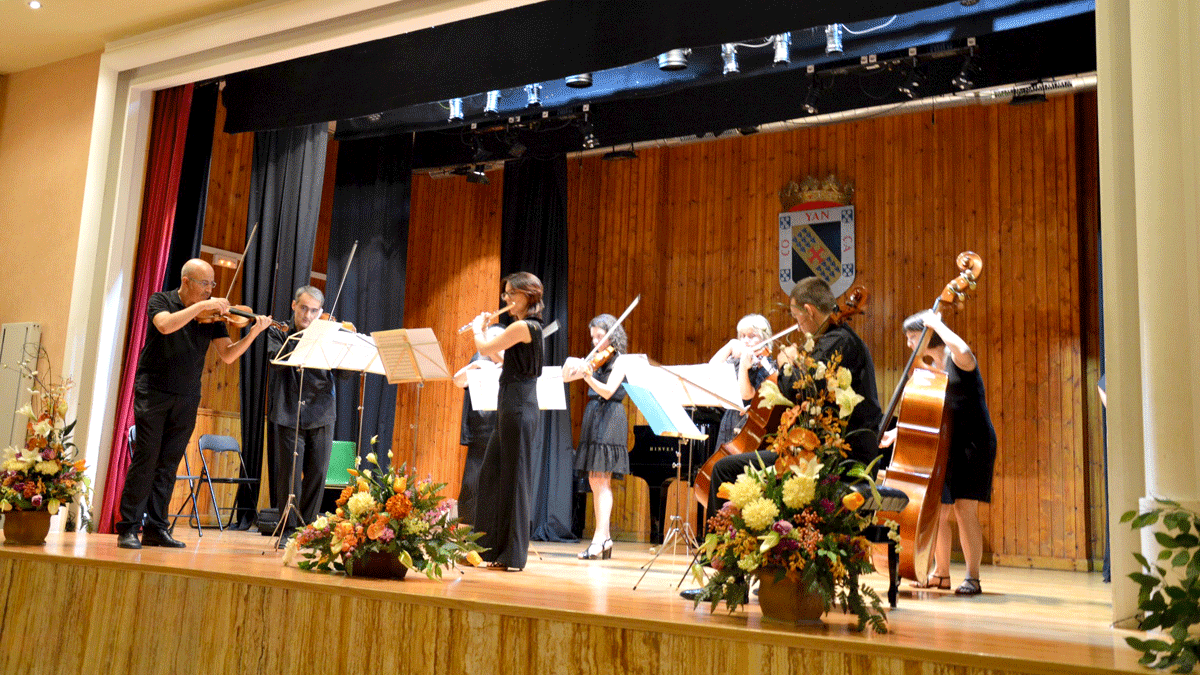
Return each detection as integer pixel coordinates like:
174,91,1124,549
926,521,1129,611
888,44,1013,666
222,221,259,301
582,294,640,363
328,240,359,321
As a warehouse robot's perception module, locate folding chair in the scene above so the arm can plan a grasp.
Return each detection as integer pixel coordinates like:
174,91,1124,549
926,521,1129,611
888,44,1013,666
191,434,259,532
162,426,205,535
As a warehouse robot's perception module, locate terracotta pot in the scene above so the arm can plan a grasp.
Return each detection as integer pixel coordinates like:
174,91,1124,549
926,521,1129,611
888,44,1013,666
3,510,52,545
347,551,409,579
757,568,826,624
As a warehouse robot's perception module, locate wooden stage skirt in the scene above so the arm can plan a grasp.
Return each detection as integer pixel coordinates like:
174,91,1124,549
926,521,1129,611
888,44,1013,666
0,530,1144,675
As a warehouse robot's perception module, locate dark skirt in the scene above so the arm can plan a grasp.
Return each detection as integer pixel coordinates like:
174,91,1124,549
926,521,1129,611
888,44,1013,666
473,379,539,569
574,398,629,477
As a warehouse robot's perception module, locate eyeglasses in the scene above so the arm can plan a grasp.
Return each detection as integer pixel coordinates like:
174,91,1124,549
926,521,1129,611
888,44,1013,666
186,277,217,289
501,289,525,298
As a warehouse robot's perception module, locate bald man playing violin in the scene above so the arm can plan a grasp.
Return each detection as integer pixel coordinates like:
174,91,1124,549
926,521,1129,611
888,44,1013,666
116,258,274,549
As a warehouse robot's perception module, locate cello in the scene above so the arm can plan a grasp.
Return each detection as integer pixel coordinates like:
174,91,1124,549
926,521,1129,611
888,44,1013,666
692,285,869,509
870,252,983,583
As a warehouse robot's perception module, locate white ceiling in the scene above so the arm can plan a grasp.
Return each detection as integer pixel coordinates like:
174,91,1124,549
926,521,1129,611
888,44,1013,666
0,0,268,74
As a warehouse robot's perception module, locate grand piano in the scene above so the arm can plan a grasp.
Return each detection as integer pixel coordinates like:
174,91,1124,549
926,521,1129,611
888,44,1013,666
627,407,723,543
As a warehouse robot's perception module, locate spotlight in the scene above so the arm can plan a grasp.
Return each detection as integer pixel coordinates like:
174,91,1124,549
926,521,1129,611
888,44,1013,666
772,33,791,65
657,49,691,71
565,73,593,88
524,83,542,107
897,61,926,99
952,53,979,91
484,90,500,115
825,24,843,55
447,98,463,121
721,44,739,75
802,78,821,115
466,165,489,184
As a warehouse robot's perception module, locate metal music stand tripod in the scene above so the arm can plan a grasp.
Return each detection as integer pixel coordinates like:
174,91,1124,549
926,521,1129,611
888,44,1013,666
270,319,386,549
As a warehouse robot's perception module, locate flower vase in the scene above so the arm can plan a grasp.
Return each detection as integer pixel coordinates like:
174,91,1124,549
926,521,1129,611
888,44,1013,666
757,568,826,624
3,510,53,545
347,551,409,579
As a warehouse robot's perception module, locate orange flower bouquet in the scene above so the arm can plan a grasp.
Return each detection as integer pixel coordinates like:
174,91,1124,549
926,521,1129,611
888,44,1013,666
285,449,483,579
691,351,892,633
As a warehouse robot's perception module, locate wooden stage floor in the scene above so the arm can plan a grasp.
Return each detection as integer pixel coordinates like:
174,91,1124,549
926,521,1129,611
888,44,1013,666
0,529,1147,675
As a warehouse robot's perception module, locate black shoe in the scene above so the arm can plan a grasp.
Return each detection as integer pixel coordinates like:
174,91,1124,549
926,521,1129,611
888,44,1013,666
141,527,186,548
679,588,703,601
116,530,141,549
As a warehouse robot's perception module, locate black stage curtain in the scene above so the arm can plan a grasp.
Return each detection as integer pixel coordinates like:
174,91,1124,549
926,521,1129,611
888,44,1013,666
501,156,575,542
237,124,328,525
221,0,949,133
326,134,412,469
162,82,218,291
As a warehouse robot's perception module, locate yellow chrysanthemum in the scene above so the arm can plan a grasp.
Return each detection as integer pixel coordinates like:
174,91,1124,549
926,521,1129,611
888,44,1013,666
725,473,763,508
782,474,817,510
346,491,377,517
741,497,779,531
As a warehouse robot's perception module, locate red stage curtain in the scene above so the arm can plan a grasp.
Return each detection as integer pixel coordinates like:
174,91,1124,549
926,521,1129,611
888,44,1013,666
97,84,194,533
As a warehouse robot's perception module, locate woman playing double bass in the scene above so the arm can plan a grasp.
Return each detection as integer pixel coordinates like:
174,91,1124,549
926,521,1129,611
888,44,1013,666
879,310,996,595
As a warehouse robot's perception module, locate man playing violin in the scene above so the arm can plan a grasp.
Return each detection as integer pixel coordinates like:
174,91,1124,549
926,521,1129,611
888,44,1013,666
265,286,338,533
116,258,274,549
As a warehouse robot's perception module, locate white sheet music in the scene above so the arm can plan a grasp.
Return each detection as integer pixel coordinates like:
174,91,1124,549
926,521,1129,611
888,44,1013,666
462,364,567,411
623,357,743,411
371,327,451,384
271,318,385,375
536,366,567,410
465,361,501,411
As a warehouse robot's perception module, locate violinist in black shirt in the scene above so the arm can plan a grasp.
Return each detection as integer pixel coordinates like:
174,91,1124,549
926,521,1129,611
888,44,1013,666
266,286,338,532
116,259,273,550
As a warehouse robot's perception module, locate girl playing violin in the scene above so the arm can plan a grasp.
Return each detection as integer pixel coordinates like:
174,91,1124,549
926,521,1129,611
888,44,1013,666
562,314,631,560
708,314,776,448
879,310,997,595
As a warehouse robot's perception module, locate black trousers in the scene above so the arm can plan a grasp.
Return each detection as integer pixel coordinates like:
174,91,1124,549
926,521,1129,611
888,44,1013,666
270,422,333,527
118,386,200,533
457,439,489,526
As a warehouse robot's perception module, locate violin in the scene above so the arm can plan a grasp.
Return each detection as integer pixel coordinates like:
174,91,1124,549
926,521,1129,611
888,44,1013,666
587,345,615,371
197,304,286,331
871,252,982,583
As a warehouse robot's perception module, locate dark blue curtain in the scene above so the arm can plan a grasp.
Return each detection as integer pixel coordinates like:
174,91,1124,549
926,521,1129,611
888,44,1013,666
501,156,575,542
162,82,218,291
326,133,412,468
237,123,329,525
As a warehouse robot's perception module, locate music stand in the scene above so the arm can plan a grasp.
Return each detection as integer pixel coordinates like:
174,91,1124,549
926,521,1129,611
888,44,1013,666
270,319,385,549
622,359,743,589
371,328,451,457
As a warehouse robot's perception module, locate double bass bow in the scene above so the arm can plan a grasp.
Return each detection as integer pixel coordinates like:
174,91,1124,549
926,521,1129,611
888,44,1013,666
870,252,983,583
692,285,870,509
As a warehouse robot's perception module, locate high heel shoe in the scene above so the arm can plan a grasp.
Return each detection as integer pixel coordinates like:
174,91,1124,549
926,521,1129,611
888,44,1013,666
578,538,614,560
601,538,613,560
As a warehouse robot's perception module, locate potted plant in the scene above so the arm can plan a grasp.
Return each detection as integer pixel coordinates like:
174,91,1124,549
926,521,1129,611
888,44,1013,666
285,449,484,579
1121,498,1200,672
691,350,892,633
0,346,90,544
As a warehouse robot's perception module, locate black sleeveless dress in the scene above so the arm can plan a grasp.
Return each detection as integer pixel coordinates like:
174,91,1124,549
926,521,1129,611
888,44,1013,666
474,319,542,569
573,359,629,477
941,361,998,504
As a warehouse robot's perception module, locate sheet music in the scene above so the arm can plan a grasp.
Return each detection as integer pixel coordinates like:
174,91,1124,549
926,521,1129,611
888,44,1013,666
465,362,501,411
371,328,451,384
536,366,567,410
623,382,707,440
623,357,743,411
271,319,385,375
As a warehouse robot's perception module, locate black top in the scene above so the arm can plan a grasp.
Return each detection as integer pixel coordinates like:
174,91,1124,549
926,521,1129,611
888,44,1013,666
135,290,229,395
459,352,499,445
499,318,543,385
586,358,626,403
945,360,997,466
778,323,883,464
265,321,337,429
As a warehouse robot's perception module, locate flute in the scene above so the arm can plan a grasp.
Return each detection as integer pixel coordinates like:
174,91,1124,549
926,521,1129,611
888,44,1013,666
457,303,516,334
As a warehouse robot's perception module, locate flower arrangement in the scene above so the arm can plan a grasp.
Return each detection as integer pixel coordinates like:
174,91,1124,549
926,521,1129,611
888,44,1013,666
0,346,89,514
692,350,892,633
285,450,484,579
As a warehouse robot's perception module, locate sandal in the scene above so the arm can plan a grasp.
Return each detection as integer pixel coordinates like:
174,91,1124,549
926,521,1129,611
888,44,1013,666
955,578,982,595
912,574,951,589
486,562,508,571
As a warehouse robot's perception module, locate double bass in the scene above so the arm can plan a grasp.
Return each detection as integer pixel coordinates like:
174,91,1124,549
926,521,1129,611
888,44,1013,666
870,252,983,583
692,285,869,509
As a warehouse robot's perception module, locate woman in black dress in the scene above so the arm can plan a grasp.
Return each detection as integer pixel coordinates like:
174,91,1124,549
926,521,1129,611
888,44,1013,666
451,324,504,526
707,313,776,448
563,314,631,560
880,310,997,595
470,272,544,571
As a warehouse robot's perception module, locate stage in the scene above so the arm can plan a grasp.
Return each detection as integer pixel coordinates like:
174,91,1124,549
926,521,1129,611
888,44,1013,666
0,530,1145,675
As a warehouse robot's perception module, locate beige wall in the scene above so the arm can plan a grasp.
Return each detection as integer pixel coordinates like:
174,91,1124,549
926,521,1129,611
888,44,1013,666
0,51,101,370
